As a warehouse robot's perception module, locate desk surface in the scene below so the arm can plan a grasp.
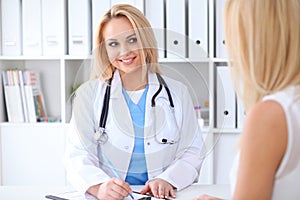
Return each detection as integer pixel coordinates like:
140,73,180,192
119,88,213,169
0,184,230,200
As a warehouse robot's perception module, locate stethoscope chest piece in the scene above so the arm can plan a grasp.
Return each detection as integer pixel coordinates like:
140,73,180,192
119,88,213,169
94,127,108,144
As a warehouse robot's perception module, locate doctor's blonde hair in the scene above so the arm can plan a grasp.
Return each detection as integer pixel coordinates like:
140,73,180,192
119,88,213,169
91,4,160,81
224,0,300,112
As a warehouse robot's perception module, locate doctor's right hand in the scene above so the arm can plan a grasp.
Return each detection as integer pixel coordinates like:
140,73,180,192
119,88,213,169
87,178,133,200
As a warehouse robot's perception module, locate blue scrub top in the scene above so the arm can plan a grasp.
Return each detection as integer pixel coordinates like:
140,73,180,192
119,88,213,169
122,85,149,185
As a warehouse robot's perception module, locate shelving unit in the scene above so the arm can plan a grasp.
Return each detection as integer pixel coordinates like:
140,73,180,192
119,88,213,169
0,0,243,186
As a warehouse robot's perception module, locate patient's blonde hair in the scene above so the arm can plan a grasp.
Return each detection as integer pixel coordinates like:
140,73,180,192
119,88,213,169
224,0,300,112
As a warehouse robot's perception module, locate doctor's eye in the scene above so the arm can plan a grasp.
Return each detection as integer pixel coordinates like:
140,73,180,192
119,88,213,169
108,41,119,47
128,37,138,44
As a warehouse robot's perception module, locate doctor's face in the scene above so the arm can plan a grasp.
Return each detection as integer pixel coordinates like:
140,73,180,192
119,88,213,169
103,16,143,75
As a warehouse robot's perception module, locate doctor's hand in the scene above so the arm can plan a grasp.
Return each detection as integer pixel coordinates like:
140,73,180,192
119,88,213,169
140,178,176,199
87,178,133,200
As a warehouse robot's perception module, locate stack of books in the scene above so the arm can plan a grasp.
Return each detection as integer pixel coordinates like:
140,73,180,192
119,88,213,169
2,69,47,123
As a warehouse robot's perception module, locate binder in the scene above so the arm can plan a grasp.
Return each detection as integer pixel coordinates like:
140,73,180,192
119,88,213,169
22,0,43,56
1,0,22,56
216,66,236,129
215,0,227,58
91,0,110,50
68,0,92,55
188,0,208,59
145,0,165,59
166,0,186,59
42,0,67,55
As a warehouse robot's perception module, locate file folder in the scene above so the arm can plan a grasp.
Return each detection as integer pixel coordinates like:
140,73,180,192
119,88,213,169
188,0,208,59
22,0,43,56
68,0,92,55
145,0,165,58
42,0,66,55
215,0,227,58
92,0,110,50
216,66,236,129
1,0,22,56
166,0,186,59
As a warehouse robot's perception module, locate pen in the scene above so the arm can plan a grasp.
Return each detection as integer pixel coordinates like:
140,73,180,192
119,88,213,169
102,153,135,200
45,195,69,200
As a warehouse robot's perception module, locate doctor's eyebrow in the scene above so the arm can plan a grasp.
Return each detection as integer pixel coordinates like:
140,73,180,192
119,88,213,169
106,33,136,41
126,33,136,39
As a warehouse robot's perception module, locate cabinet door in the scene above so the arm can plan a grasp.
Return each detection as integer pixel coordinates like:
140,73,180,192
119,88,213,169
214,132,239,184
0,125,66,186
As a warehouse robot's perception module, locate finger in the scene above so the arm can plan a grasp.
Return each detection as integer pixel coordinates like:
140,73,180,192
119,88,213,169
150,185,159,198
140,183,150,194
169,187,176,198
113,178,132,193
158,186,165,199
109,179,131,198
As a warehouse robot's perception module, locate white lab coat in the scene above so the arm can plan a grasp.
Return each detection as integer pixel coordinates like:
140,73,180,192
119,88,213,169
64,70,204,193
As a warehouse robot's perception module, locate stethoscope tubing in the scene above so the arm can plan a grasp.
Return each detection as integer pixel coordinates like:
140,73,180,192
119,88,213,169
95,73,176,144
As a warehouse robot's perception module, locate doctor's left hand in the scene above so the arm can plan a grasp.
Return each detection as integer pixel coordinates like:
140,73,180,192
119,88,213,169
140,178,176,199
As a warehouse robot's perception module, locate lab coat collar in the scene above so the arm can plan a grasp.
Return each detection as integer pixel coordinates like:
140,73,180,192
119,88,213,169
110,69,160,99
108,69,164,137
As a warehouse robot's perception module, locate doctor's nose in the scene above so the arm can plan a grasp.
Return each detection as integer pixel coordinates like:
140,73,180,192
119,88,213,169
119,43,131,57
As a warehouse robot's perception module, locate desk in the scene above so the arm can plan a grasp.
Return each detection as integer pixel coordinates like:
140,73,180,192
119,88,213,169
0,184,230,200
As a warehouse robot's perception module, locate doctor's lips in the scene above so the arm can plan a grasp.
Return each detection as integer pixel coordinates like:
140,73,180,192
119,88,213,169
118,56,136,65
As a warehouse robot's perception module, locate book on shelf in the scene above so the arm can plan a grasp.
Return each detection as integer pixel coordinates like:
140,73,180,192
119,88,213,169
2,70,25,122
2,69,47,123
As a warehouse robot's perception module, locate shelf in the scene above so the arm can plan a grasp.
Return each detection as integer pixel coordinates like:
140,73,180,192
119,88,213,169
0,122,66,128
0,56,63,61
212,128,242,134
159,57,211,63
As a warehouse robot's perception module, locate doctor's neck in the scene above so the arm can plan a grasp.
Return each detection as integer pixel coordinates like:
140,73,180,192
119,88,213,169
120,68,148,91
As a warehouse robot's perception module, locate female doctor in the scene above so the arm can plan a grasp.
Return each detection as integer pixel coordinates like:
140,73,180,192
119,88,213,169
64,4,204,200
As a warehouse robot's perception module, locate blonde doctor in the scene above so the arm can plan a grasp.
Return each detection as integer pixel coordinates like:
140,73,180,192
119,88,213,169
64,4,204,200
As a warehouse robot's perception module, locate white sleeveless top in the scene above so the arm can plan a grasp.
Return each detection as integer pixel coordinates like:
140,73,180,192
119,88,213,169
230,85,300,200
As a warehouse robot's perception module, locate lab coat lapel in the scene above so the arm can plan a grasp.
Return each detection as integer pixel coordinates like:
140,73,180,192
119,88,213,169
110,70,135,137
144,72,162,138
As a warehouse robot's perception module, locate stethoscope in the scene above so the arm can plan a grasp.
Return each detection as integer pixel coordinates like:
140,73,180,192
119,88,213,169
94,73,179,144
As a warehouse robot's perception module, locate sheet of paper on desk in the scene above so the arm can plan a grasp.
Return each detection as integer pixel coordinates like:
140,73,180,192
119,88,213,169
125,193,159,200
45,190,97,200
46,191,159,200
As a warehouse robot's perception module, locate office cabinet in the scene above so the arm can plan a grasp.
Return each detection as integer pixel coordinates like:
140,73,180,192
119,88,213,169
0,0,241,186
0,124,66,186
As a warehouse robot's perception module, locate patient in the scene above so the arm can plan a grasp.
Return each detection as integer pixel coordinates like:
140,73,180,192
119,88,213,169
194,0,300,199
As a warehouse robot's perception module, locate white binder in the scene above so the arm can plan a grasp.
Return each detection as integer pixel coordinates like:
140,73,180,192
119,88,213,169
22,0,43,56
42,0,66,55
188,0,208,59
110,0,144,13
1,0,22,56
68,0,92,55
145,0,165,59
91,0,110,51
216,66,236,129
215,0,227,58
166,0,186,59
